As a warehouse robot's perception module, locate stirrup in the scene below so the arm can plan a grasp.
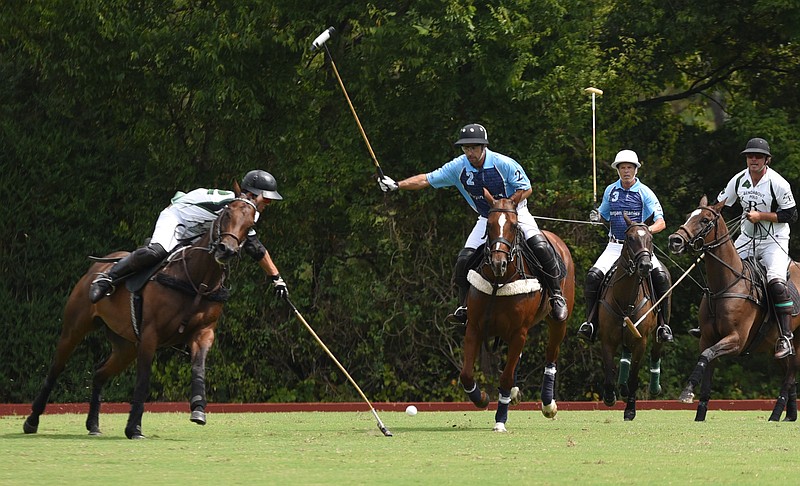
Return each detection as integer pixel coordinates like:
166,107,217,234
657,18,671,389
577,321,595,342
446,306,467,325
656,323,674,343
775,336,795,359
688,328,701,338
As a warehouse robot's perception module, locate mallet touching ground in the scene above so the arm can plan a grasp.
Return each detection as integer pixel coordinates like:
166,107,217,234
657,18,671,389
311,27,386,179
285,297,393,437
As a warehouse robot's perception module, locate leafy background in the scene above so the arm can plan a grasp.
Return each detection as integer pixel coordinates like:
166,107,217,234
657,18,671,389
3,0,799,404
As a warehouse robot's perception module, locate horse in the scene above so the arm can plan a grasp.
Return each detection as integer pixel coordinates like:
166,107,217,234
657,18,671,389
23,183,262,439
597,213,668,420
459,189,574,432
668,195,800,421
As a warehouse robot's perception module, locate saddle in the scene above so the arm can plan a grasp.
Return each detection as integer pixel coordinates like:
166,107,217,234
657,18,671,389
738,257,800,317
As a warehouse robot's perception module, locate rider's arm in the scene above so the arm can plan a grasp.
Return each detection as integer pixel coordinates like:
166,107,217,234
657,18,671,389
397,173,431,190
649,217,666,234
748,206,798,224
510,188,532,205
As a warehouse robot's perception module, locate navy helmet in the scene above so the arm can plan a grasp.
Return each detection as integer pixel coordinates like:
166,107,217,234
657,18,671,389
741,137,771,157
241,170,283,200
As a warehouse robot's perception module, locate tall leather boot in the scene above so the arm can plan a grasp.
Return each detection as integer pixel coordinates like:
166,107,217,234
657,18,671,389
769,279,795,359
446,248,476,324
89,244,167,303
527,234,567,321
577,267,604,342
651,267,674,343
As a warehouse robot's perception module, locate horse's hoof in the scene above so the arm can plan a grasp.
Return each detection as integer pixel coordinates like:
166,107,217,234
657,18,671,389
476,391,490,409
624,409,636,421
782,415,797,422
23,418,38,434
510,387,521,407
649,384,662,396
542,400,557,418
603,393,617,408
678,390,694,403
88,429,102,436
125,425,145,440
492,422,508,432
190,410,207,426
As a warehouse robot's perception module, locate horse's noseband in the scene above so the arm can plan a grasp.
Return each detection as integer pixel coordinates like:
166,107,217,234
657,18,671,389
622,223,653,276
486,207,519,262
677,206,721,252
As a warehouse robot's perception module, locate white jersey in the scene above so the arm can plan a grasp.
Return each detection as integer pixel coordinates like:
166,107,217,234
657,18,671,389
718,167,795,239
150,188,257,252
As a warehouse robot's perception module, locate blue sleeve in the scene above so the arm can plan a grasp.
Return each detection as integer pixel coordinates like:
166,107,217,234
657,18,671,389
426,157,465,188
494,154,531,192
640,186,664,221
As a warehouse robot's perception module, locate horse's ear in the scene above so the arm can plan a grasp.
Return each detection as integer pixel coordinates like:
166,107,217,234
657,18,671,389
233,180,242,196
623,213,633,226
483,187,495,205
712,198,727,212
699,194,708,207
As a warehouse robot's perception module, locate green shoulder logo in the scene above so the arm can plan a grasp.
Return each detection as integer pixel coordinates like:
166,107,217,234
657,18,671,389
742,180,751,188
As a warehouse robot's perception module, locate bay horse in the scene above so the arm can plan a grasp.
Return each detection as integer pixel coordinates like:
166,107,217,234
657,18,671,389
668,195,800,421
460,189,574,432
24,183,262,438
598,214,667,420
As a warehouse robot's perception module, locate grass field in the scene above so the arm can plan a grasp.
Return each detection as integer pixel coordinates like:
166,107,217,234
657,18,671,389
1,409,795,485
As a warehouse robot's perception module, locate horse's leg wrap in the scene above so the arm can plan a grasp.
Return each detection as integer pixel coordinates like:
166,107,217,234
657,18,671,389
617,350,632,386
125,401,145,439
495,388,511,424
541,363,557,406
648,357,662,395
464,382,483,405
784,385,798,421
688,355,710,387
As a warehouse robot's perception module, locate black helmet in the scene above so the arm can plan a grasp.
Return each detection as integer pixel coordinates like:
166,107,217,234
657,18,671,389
454,123,489,146
241,170,283,200
740,137,771,157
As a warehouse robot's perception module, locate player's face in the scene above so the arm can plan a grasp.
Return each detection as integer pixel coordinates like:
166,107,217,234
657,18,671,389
745,153,768,174
616,162,638,187
462,144,486,168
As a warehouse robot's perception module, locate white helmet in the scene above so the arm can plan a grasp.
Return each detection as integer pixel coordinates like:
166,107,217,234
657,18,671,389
611,149,641,169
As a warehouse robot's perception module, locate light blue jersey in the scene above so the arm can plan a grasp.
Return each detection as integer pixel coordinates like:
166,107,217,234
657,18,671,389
425,149,531,218
598,179,663,241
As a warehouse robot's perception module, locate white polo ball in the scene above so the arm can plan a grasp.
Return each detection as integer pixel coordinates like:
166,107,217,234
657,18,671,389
405,405,418,416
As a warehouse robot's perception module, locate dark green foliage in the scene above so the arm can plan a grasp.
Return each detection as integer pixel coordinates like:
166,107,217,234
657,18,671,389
3,0,800,404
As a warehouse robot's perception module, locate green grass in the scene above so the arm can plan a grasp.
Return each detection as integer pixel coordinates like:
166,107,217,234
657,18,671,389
1,409,795,485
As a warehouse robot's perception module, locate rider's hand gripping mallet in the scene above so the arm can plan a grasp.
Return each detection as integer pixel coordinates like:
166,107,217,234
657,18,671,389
584,87,603,211
285,297,393,437
623,254,705,338
311,27,386,179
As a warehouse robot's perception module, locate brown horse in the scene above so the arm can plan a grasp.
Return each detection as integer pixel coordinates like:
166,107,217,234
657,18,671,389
460,190,574,432
598,214,668,420
668,195,800,421
24,184,263,438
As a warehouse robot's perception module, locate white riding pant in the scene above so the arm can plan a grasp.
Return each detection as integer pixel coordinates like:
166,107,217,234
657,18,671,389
591,241,664,275
735,234,791,282
150,206,193,253
464,206,541,249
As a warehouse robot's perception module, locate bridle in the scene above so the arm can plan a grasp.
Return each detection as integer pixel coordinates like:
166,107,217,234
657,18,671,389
620,222,653,276
209,197,258,252
485,206,519,264
674,205,727,252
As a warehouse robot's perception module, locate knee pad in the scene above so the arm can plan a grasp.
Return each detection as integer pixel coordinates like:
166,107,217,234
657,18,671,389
651,268,671,293
586,267,605,291
769,279,792,310
527,234,549,254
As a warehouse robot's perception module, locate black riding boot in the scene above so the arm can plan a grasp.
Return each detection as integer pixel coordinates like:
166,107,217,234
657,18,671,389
527,234,567,322
446,248,476,325
89,244,168,303
651,267,674,343
769,279,795,359
577,268,604,342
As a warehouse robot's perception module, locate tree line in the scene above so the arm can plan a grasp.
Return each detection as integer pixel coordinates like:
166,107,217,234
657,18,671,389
3,0,800,404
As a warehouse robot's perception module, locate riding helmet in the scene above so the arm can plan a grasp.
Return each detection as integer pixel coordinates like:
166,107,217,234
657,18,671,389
241,170,283,200
454,123,489,146
740,137,771,157
611,149,641,169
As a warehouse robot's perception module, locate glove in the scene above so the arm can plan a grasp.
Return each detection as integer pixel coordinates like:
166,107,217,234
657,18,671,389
378,175,399,192
271,275,289,300
589,209,601,223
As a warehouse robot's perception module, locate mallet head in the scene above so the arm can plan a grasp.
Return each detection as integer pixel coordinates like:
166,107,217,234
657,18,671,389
584,87,604,96
311,27,335,51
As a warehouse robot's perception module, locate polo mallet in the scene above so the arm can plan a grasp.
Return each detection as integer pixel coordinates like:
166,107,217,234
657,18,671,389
623,254,705,338
285,297,393,437
311,27,386,179
584,87,603,209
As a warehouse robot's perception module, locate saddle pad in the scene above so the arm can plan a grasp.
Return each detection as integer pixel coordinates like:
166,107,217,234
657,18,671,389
467,269,541,296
